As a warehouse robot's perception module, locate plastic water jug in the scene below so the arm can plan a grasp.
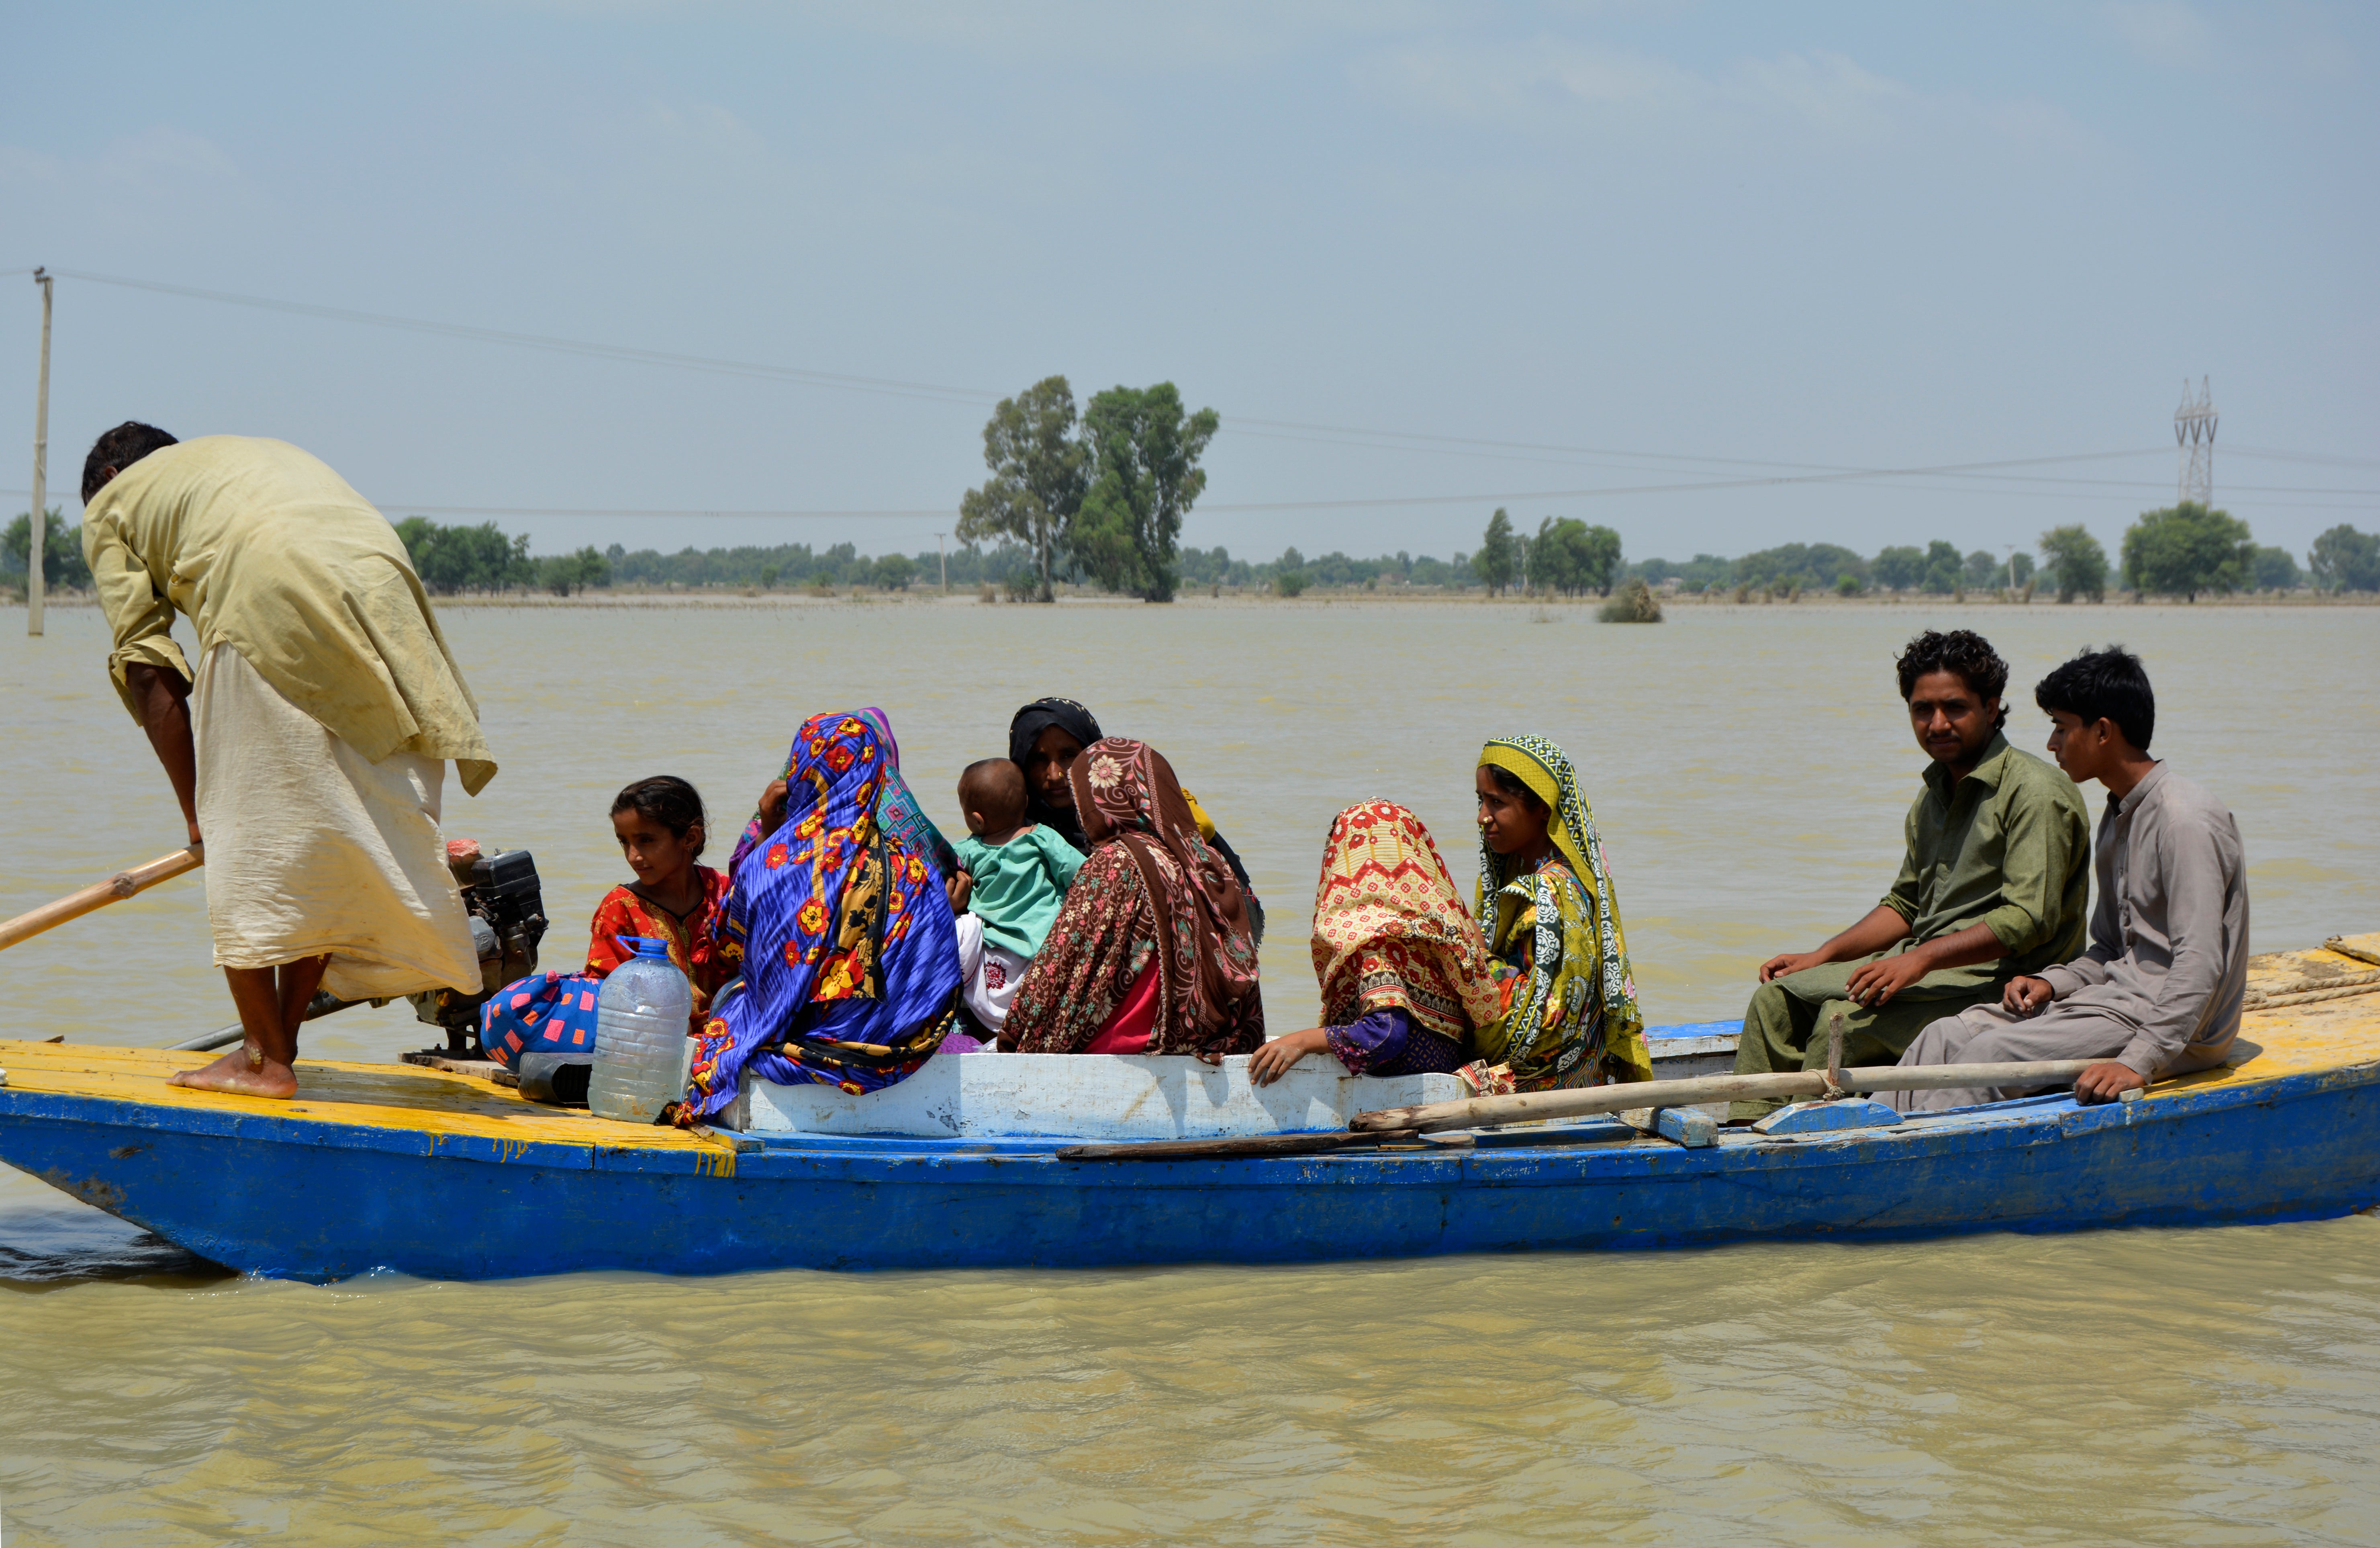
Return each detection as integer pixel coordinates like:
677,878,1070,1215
587,937,694,1123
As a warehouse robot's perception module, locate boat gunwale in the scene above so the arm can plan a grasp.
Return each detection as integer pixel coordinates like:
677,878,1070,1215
4,1051,2374,1180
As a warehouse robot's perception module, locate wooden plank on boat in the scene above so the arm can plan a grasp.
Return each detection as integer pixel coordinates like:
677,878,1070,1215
1752,1098,1901,1135
1622,1106,1718,1147
734,1053,1465,1141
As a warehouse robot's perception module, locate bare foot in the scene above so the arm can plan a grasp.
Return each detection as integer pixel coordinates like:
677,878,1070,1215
169,1044,298,1099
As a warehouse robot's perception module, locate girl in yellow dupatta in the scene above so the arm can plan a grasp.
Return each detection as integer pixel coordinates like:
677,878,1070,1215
1471,735,1651,1092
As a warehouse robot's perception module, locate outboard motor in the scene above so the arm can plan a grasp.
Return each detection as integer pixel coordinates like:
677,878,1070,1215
409,842,549,1058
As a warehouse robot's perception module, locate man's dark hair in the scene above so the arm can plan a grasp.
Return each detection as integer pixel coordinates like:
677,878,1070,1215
2035,645,2155,752
81,422,178,503
610,775,707,858
1896,629,2010,727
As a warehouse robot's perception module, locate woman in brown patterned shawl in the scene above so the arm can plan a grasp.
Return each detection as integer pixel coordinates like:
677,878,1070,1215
999,738,1265,1056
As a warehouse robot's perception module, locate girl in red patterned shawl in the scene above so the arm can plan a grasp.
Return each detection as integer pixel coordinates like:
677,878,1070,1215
586,776,736,1028
999,738,1265,1056
1248,801,1503,1085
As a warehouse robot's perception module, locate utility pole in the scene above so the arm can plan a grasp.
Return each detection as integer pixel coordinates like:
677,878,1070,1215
935,531,947,593
27,268,53,637
2004,544,2017,596
2175,376,2216,507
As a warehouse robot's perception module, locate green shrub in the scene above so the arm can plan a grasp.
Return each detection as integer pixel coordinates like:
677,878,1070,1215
1599,577,1664,623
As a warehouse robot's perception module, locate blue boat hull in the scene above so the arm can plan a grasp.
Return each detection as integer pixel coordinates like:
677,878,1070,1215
3,1057,2374,1281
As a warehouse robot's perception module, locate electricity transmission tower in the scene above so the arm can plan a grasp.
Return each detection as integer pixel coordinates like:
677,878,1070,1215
2174,376,2216,507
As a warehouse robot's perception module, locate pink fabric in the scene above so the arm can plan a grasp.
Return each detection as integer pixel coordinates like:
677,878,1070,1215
1083,963,1159,1054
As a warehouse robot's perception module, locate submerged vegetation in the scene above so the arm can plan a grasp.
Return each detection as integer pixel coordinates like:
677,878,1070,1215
1599,577,1664,623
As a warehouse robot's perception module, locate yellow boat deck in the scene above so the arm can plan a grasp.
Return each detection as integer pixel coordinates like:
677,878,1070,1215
1,939,2375,1150
0,1039,733,1162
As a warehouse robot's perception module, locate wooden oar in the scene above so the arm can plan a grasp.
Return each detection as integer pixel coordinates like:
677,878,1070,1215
0,846,203,953
1056,1060,2106,1162
1350,1060,2100,1134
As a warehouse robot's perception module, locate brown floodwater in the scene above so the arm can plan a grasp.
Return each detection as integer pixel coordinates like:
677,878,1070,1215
3,597,2376,1543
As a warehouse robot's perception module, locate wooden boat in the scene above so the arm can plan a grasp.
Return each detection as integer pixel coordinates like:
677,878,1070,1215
1,939,2374,1282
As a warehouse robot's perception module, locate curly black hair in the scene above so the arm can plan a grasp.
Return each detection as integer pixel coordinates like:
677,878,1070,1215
2035,645,2154,751
1896,629,2010,727
610,775,708,859
81,421,179,503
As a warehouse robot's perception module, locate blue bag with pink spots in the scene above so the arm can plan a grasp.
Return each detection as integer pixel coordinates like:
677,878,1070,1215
480,970,605,1071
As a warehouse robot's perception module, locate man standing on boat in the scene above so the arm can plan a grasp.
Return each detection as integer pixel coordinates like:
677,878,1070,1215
79,425,496,1099
1727,630,2092,1121
1889,646,2247,1110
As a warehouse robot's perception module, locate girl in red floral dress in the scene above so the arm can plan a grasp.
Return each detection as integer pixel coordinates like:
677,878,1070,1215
586,776,737,1027
481,776,736,1070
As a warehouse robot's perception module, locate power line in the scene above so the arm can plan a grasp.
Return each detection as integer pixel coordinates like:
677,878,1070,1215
20,268,2376,512
52,265,2372,489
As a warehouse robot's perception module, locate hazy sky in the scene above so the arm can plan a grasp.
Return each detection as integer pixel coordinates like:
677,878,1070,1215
5,2,2374,566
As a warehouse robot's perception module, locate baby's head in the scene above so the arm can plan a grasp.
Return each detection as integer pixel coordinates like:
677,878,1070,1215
958,759,1029,840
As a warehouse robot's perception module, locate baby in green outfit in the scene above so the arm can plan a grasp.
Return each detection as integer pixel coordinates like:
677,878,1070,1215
951,759,1084,1034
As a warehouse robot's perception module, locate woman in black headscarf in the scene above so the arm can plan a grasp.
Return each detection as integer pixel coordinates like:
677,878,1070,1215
974,697,1265,943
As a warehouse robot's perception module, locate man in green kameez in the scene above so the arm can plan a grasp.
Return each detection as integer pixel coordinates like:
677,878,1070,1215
1727,630,2090,1121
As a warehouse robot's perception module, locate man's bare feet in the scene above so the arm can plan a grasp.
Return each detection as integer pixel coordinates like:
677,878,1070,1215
169,1043,298,1099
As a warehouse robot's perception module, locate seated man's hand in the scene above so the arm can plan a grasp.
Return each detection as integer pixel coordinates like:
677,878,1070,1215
2002,976,2054,1016
2073,1060,2147,1104
1246,1027,1329,1086
1759,951,1828,984
945,870,973,911
1843,952,1929,1008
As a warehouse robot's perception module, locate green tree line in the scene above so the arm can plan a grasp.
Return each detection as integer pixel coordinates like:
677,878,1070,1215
16,499,2374,607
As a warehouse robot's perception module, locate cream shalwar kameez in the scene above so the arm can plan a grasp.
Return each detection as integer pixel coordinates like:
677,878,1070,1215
82,436,496,1000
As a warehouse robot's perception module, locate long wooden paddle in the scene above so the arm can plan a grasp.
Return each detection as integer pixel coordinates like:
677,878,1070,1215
1058,1059,2102,1161
1349,1059,2100,1134
0,846,204,953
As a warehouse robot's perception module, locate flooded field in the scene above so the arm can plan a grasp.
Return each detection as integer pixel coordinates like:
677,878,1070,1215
3,597,2376,1543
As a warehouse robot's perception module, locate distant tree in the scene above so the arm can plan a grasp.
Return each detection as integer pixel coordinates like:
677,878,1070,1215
876,552,917,591
3,509,90,590
2308,524,2380,593
1066,381,1218,602
1835,572,1862,597
2122,502,2254,600
1528,517,1623,597
2251,546,2301,592
958,376,1089,605
2010,552,2035,588
2038,525,2108,603
1872,544,1924,591
535,546,609,597
1736,542,1867,595
1961,549,2002,590
1920,540,1962,595
1531,518,1581,596
1581,522,1623,595
395,517,530,593
1473,509,1516,595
